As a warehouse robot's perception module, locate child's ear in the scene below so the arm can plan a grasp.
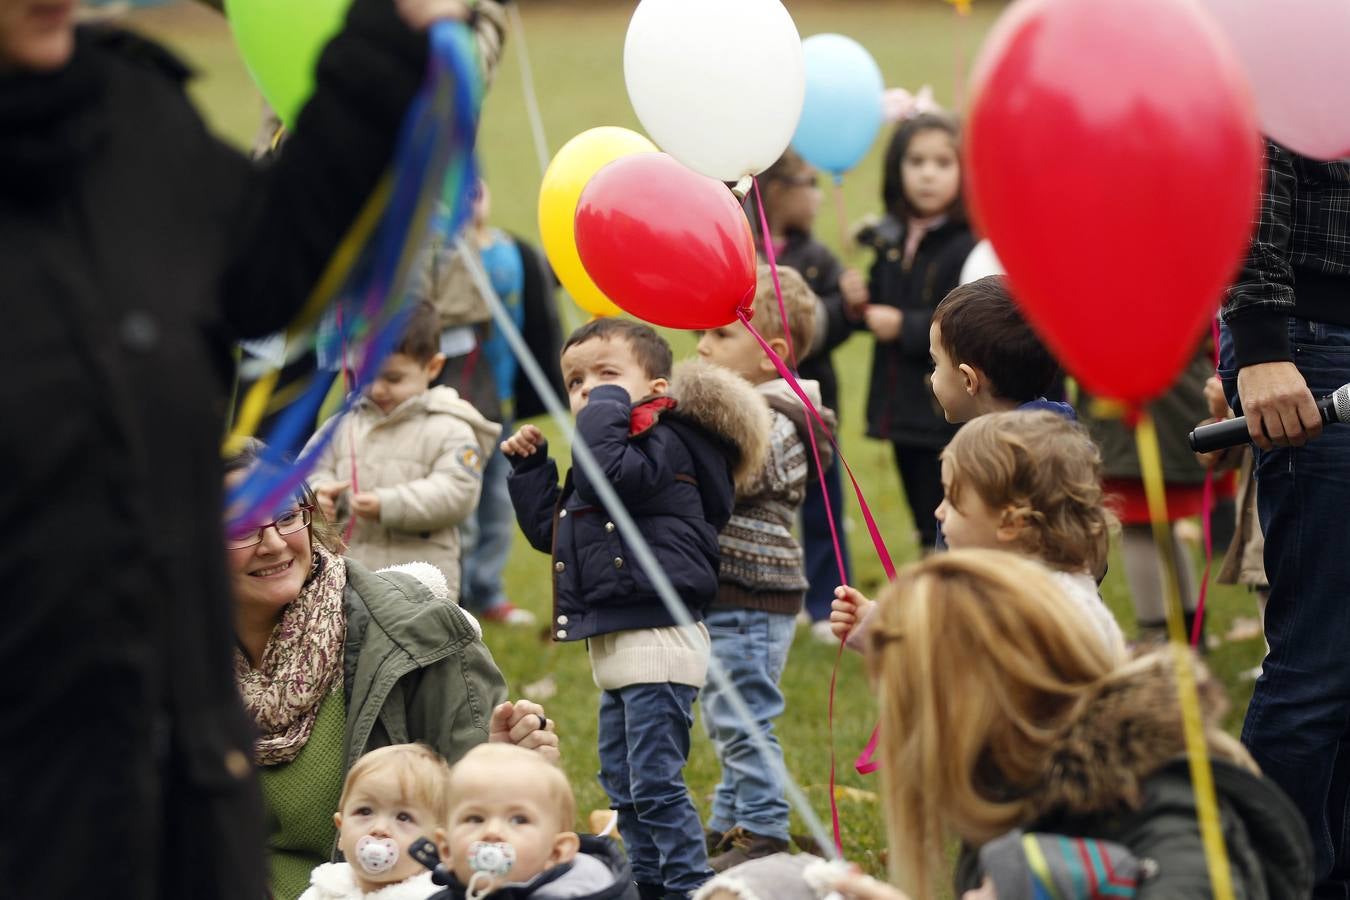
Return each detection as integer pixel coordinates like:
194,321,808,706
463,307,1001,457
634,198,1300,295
958,363,984,397
648,377,670,396
434,828,452,864
761,336,789,373
333,811,343,831
425,352,447,384
550,831,581,867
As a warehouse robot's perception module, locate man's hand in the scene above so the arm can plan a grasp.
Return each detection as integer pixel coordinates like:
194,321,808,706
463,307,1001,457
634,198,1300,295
864,305,903,342
489,700,560,763
501,424,546,458
1236,361,1322,450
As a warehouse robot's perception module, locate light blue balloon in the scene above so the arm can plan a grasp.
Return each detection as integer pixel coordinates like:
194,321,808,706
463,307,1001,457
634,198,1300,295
791,34,885,179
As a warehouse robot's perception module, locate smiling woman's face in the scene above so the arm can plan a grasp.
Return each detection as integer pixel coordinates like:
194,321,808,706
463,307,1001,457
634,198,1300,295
223,470,313,622
0,0,78,72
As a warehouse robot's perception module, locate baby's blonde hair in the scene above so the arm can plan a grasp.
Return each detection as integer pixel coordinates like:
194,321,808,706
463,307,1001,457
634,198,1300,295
340,743,454,824
750,264,817,359
865,550,1119,897
449,743,576,831
942,410,1112,574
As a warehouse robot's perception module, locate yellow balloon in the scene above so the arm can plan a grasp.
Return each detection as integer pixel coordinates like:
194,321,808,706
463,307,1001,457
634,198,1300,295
539,127,658,317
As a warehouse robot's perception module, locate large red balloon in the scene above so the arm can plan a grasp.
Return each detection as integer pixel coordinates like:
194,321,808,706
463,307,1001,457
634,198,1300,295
574,152,757,330
965,0,1261,404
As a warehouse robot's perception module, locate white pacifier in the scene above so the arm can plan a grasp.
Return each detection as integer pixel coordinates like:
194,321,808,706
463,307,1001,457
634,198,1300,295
466,841,516,900
355,835,401,875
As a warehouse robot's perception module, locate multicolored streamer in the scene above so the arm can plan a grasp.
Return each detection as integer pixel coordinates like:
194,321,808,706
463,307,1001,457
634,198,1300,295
225,20,482,527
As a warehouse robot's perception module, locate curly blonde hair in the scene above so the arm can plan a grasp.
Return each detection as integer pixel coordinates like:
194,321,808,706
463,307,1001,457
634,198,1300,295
942,410,1113,574
750,264,817,358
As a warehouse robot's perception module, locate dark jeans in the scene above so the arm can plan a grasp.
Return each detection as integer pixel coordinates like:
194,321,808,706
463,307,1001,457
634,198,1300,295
1221,317,1350,895
892,442,944,549
597,683,711,898
801,457,853,622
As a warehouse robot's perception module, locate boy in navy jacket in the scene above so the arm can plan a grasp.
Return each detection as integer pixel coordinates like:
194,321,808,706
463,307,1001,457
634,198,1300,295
504,319,767,900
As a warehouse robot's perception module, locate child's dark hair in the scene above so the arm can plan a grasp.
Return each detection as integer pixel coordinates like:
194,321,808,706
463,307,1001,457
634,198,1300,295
881,112,966,223
395,300,442,363
932,275,1059,403
562,318,673,380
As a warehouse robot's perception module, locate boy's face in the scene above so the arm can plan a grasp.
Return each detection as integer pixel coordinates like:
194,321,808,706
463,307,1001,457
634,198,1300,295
935,457,1009,553
696,324,773,385
929,321,979,423
446,756,577,891
561,336,667,414
368,352,444,415
334,765,449,894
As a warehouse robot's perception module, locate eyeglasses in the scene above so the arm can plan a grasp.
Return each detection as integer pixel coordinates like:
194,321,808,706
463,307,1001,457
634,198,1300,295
225,505,313,550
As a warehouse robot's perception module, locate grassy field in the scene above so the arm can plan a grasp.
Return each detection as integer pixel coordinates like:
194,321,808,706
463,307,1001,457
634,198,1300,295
127,0,1267,879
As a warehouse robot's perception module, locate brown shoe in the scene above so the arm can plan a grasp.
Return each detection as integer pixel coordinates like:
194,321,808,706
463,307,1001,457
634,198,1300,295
708,826,791,873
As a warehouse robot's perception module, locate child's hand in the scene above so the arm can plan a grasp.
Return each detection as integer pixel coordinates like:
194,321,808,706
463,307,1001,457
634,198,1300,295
312,480,350,521
828,867,912,900
864,305,903,342
501,424,546,458
351,491,381,521
394,0,470,31
840,268,870,310
1204,375,1231,421
830,585,876,643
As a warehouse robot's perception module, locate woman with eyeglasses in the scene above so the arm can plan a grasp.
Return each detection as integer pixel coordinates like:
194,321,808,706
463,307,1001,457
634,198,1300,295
223,441,555,900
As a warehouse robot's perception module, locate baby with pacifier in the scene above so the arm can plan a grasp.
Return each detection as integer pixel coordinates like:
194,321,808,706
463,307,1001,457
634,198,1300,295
429,743,638,900
300,743,455,900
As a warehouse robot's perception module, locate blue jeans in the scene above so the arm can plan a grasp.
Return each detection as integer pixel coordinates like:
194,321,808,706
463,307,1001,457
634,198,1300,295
802,460,853,622
460,442,513,612
597,683,710,898
1221,318,1350,892
700,607,796,842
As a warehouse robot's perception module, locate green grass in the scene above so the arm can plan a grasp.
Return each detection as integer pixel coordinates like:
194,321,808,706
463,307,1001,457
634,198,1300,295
128,0,1267,881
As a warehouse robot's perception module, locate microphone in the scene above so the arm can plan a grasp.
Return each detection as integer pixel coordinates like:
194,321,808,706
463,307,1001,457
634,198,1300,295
1189,383,1350,453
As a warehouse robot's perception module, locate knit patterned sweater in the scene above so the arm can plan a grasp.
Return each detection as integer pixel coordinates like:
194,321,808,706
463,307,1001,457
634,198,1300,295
714,379,834,614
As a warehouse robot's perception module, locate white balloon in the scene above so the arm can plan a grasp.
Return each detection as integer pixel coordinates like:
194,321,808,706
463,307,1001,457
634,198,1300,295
624,0,806,182
960,239,1005,285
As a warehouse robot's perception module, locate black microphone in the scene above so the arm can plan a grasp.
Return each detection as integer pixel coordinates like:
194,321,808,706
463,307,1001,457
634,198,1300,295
1189,383,1350,453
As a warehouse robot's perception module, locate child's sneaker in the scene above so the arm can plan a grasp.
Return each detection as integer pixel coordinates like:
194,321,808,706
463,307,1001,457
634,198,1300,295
480,602,537,626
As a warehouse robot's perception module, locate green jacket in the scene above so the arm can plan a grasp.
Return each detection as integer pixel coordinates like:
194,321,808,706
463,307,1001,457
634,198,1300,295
341,559,508,771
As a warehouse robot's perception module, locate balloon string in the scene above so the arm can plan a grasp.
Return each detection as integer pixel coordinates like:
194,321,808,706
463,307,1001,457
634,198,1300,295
1192,316,1224,648
1135,412,1235,900
831,179,854,264
338,305,360,547
507,2,551,178
751,178,848,854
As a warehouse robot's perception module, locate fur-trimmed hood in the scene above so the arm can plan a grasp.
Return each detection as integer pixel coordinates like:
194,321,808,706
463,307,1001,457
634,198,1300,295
664,359,771,494
1033,650,1256,820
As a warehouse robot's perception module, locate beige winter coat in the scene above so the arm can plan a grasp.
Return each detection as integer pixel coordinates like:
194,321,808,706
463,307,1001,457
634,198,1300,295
306,386,501,598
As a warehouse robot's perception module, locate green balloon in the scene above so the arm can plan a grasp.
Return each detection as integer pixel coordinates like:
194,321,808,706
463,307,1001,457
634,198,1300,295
224,0,351,127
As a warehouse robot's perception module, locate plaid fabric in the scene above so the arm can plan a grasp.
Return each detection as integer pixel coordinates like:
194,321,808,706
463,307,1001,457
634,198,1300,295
1222,141,1350,365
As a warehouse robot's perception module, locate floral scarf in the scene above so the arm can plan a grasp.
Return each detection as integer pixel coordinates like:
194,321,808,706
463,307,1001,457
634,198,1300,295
235,544,348,766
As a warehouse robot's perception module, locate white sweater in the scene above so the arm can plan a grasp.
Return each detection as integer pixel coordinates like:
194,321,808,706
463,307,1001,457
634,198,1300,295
298,863,439,900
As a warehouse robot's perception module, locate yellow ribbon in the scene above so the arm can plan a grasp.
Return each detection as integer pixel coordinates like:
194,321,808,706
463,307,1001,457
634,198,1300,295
1135,411,1235,900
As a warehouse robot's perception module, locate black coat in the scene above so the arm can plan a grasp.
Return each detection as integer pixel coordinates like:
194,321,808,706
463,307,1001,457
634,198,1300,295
430,835,640,900
507,385,736,642
862,215,974,448
0,6,424,898
773,230,849,416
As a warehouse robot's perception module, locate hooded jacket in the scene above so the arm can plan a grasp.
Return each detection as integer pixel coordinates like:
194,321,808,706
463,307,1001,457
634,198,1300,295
715,378,837,614
430,835,639,900
954,652,1313,899
508,361,770,642
307,386,502,597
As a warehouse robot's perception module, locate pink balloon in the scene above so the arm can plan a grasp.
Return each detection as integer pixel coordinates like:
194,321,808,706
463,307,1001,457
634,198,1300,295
1199,0,1350,160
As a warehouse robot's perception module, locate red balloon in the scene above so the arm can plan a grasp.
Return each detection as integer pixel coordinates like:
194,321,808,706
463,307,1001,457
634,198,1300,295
965,0,1261,404
574,152,757,330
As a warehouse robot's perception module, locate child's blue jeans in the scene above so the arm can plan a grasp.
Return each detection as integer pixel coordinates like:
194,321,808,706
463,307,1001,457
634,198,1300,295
700,607,796,842
597,682,711,898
